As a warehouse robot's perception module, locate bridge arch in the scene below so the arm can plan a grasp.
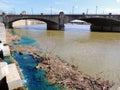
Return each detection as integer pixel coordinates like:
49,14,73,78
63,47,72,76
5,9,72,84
65,15,120,32
3,12,65,30
80,17,120,32
6,17,59,30
80,17,120,26
65,17,120,25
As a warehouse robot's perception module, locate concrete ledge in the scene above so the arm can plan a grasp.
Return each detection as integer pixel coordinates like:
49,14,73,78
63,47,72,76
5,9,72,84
7,63,22,90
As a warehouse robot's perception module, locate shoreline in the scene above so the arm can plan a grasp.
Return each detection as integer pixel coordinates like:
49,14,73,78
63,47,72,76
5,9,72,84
6,30,27,90
7,29,114,90
6,29,20,45
11,47,114,89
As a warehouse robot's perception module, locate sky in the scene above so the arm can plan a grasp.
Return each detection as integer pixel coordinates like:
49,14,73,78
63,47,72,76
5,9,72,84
0,0,120,14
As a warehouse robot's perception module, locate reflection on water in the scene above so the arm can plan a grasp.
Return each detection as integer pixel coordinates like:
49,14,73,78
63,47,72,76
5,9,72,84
20,24,47,30
12,24,120,89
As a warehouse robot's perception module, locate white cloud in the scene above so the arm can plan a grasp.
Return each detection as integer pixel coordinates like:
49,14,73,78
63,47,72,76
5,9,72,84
116,0,120,3
105,8,120,14
0,0,26,13
0,0,13,12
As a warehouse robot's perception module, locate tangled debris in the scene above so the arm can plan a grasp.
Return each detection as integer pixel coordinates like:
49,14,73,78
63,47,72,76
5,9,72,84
36,53,113,90
11,46,114,90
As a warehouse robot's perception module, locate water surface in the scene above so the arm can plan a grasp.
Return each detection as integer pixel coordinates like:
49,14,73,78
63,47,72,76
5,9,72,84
12,24,120,89
12,36,64,90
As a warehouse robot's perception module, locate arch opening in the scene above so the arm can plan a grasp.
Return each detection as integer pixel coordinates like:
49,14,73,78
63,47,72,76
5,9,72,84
69,19,90,25
8,18,59,30
13,19,47,30
81,18,120,32
65,19,91,31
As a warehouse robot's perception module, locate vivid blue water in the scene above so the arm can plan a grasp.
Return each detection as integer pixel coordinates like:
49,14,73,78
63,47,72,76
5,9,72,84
12,34,63,90
10,36,35,46
17,36,36,45
20,24,47,31
4,57,11,64
13,53,62,90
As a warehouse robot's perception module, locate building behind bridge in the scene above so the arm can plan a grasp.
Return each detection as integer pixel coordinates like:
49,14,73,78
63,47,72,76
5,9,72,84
70,20,90,25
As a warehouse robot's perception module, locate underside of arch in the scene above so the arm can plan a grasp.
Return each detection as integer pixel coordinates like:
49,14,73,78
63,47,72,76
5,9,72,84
81,18,120,26
6,18,61,30
81,18,120,32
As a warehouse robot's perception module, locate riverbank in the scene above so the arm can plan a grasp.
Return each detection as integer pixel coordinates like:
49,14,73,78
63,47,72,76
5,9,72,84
11,46,114,90
6,29,20,45
5,30,27,90
36,53,113,90
7,29,114,90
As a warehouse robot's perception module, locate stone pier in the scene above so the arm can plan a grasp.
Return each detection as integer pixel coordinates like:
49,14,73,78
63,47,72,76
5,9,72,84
47,12,65,30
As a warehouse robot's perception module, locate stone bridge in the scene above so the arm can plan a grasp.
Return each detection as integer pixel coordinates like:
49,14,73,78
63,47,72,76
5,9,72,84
1,12,120,32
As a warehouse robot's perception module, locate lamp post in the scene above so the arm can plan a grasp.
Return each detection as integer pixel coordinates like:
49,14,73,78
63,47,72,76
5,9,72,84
103,10,104,14
13,8,15,14
50,6,52,15
31,8,33,14
96,6,98,14
72,6,74,14
86,9,89,14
